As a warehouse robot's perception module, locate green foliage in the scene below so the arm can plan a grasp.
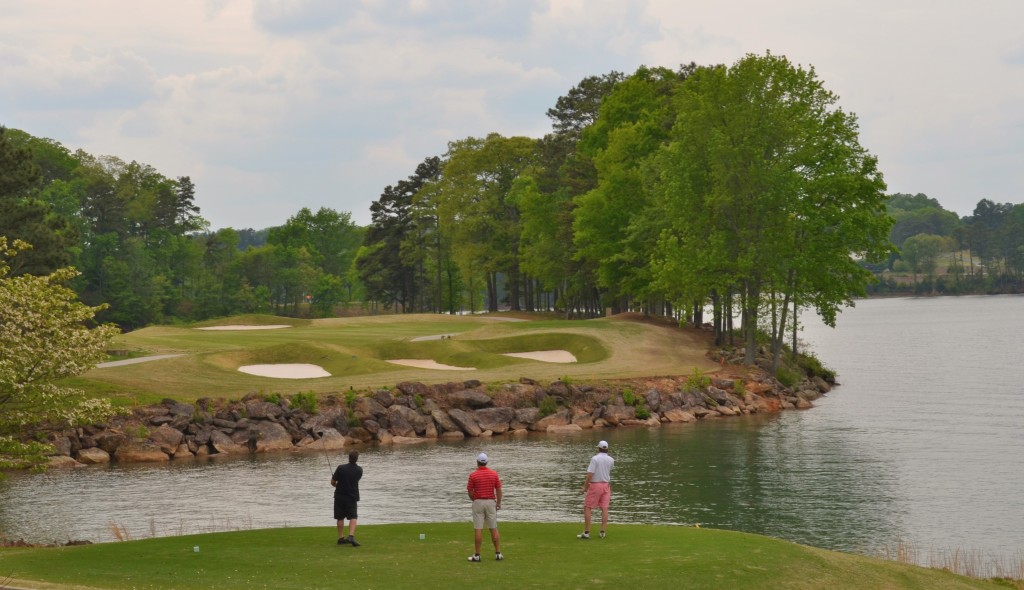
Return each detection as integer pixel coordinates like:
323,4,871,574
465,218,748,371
412,393,425,409
622,387,636,406
264,393,282,404
130,425,150,439
733,380,747,396
0,237,121,471
538,395,557,417
289,392,318,414
687,367,711,390
635,402,651,420
775,366,802,388
346,413,362,428
344,391,358,408
795,352,836,381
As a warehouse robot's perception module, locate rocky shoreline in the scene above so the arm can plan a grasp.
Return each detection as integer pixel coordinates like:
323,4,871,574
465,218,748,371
45,359,835,468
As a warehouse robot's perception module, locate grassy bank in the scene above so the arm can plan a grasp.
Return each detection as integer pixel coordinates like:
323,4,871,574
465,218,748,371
73,313,717,404
1,523,1015,590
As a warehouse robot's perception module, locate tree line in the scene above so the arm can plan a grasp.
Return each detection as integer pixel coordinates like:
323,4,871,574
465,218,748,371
881,193,1024,294
3,52,1020,368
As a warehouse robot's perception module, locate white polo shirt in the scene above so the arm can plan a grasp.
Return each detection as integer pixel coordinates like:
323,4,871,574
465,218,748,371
587,452,614,483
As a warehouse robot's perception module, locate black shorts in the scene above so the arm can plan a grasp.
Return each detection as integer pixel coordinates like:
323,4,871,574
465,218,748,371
334,497,358,520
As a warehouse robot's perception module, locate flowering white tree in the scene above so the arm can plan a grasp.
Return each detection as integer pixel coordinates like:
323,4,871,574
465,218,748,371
0,237,121,470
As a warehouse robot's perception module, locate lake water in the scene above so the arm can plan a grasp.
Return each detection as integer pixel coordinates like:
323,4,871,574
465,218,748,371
1,295,1022,571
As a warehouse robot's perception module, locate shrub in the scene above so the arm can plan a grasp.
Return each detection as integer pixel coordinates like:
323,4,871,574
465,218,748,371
264,393,282,405
290,392,317,414
622,388,636,407
687,367,711,390
733,380,746,396
344,391,358,408
346,413,361,428
538,395,557,417
635,403,651,420
775,366,801,388
795,352,836,381
413,393,425,409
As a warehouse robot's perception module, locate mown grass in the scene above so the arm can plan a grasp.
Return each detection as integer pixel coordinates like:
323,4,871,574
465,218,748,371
1,523,1015,590
72,313,716,404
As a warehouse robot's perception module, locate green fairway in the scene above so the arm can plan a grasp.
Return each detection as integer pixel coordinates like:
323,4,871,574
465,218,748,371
0,523,1012,590
74,313,717,403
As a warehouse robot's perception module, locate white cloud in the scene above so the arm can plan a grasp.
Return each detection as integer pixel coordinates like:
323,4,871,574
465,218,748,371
1,0,1022,228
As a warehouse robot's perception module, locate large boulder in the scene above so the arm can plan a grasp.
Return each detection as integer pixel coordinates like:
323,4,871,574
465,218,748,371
513,408,540,430
209,430,247,455
245,400,284,420
663,408,696,423
431,410,459,433
149,424,185,454
386,406,415,437
531,410,570,432
250,421,294,453
388,405,428,436
474,407,514,434
395,382,431,398
447,408,483,437
48,455,82,468
601,405,635,426
75,447,111,465
447,390,494,410
115,441,170,463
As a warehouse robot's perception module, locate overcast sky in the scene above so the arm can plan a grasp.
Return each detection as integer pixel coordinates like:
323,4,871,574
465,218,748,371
2,0,1022,230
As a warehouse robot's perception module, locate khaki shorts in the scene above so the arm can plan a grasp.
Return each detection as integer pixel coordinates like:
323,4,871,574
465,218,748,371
472,499,498,529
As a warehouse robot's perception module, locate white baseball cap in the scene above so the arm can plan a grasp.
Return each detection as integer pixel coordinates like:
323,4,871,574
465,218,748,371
598,441,609,449
477,452,489,464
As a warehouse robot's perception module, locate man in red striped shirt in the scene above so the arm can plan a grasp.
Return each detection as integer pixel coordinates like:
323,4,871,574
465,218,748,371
466,452,503,562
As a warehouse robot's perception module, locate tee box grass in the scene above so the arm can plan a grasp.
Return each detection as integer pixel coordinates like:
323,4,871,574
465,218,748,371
0,523,1015,590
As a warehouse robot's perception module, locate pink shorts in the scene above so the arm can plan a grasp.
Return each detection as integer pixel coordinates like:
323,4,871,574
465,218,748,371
585,482,611,509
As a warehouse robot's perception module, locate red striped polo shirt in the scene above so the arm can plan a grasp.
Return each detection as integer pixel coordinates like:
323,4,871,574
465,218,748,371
467,466,502,500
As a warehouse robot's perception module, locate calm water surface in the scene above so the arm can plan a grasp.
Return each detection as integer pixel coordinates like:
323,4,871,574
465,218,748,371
1,295,1022,565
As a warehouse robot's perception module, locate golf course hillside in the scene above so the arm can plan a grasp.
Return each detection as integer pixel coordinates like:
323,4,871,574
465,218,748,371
81,312,717,404
1,523,1015,590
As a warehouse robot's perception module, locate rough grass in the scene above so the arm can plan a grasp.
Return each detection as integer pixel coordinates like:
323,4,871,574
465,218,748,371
72,313,717,403
0,523,1014,590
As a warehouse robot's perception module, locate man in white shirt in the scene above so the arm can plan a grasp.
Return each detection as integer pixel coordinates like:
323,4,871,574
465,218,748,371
577,440,614,539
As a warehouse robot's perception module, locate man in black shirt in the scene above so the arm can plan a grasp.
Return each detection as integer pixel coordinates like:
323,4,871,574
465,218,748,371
331,450,363,546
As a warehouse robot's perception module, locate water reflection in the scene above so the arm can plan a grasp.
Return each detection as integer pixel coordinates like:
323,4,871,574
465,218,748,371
0,415,900,553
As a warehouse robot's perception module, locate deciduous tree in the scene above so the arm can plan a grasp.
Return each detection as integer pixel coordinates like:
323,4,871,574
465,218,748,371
0,237,121,470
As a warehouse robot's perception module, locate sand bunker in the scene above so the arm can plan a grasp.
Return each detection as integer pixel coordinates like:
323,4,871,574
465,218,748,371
238,364,331,378
386,359,476,371
502,350,578,363
197,325,292,331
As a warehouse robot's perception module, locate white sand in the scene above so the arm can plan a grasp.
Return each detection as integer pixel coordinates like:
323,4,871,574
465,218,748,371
238,364,331,378
386,359,476,371
197,325,292,331
502,350,578,363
